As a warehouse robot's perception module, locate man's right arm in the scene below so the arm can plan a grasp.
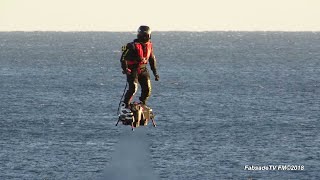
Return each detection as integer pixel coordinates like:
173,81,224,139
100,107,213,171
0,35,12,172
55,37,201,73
120,44,130,72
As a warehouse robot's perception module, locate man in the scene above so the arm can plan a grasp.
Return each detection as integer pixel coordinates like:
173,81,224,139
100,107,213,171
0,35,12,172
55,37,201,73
120,25,159,109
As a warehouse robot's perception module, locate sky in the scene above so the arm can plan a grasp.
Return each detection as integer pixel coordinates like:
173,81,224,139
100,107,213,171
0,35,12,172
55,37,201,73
1,0,320,31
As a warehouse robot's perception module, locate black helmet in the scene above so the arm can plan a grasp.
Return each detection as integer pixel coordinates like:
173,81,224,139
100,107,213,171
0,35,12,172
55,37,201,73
137,25,151,42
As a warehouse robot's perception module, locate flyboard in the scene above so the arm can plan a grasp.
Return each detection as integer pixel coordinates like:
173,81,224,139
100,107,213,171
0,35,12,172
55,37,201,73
116,102,156,131
116,84,156,131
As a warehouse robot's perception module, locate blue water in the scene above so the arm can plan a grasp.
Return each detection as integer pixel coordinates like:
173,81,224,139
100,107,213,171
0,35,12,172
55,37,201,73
0,32,319,180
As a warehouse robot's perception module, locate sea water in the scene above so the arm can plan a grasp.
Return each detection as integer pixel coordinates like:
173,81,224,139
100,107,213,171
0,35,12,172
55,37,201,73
0,31,319,179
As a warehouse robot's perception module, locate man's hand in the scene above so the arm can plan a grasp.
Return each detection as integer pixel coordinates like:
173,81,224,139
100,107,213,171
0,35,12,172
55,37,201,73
155,74,159,81
122,68,132,75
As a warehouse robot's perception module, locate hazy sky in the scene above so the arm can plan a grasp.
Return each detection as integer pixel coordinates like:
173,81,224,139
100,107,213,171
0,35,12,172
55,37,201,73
1,0,320,31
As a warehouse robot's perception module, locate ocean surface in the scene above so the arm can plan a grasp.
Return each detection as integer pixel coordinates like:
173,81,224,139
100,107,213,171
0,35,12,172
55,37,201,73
0,31,319,180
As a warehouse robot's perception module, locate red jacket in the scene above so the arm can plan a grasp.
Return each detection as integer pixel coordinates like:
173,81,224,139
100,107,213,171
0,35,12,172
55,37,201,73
120,39,157,75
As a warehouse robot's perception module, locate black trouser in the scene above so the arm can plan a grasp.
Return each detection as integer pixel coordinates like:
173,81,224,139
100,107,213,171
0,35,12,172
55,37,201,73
124,68,151,106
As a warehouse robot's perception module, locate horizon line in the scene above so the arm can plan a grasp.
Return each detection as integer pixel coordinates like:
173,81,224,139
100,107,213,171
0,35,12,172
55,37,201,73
1,30,320,33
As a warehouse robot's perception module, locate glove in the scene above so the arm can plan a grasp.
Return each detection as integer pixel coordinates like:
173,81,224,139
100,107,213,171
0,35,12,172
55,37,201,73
155,74,159,81
122,68,132,75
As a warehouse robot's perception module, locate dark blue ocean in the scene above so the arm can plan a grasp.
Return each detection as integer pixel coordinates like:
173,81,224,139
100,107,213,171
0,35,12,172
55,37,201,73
0,31,319,180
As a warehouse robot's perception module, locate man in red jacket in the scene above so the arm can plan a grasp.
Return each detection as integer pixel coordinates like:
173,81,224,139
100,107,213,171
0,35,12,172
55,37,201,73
120,25,159,108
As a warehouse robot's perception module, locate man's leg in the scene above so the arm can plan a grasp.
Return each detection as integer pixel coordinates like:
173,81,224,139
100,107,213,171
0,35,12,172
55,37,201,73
138,70,151,105
123,74,138,108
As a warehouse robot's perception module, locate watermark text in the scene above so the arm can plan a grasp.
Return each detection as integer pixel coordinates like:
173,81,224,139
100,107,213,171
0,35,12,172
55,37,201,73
244,165,304,171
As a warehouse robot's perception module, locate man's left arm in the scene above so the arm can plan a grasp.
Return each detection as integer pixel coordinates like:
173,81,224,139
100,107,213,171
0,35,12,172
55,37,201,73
149,51,159,81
